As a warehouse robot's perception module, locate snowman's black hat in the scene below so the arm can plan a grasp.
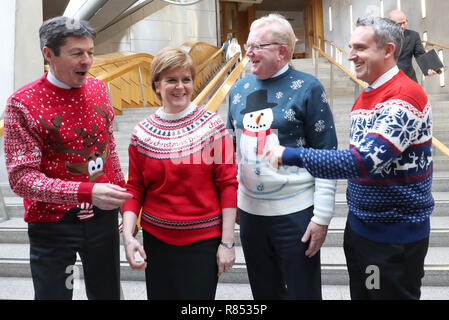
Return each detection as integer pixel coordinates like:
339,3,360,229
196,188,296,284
240,89,278,114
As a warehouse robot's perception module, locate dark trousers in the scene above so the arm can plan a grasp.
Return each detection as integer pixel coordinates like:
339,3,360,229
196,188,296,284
142,231,220,300
343,222,429,300
28,211,120,300
238,207,322,300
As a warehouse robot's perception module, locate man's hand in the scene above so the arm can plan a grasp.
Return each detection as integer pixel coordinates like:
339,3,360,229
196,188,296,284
427,69,438,76
301,221,328,258
91,183,133,210
263,145,286,169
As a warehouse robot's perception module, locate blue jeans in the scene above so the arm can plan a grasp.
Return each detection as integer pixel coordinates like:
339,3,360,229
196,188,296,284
238,206,322,300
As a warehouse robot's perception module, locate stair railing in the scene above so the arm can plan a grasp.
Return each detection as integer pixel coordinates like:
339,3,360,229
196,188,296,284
312,44,366,109
312,41,449,161
193,52,240,107
203,56,249,112
93,42,225,114
96,58,158,114
193,48,224,98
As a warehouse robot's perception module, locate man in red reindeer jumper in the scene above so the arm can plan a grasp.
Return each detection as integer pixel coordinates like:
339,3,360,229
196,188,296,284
3,16,132,300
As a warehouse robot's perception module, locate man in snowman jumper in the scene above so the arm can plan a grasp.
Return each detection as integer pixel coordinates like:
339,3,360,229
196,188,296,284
266,17,433,300
227,14,337,299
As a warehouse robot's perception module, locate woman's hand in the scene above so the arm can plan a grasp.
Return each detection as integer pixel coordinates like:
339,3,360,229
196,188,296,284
217,244,235,276
122,210,147,270
124,236,147,270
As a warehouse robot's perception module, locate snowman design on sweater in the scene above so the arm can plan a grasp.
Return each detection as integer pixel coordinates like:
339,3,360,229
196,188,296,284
227,66,338,221
239,90,289,194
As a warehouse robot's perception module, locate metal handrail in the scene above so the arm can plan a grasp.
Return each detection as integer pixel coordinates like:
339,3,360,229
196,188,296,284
193,52,240,106
204,56,249,112
423,40,449,51
312,43,449,159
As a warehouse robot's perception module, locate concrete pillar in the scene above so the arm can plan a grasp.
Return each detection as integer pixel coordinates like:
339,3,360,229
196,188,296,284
14,0,43,92
0,0,43,116
0,0,16,116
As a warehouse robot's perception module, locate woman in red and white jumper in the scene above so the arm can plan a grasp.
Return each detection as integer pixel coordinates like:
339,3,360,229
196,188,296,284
122,47,238,300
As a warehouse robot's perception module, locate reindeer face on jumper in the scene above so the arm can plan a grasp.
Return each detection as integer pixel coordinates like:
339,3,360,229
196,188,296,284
40,103,111,183
40,103,111,220
65,145,109,183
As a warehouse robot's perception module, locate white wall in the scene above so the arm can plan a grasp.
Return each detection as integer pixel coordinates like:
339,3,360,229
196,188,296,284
0,0,16,117
94,0,219,55
322,0,449,94
0,0,43,117
14,0,43,91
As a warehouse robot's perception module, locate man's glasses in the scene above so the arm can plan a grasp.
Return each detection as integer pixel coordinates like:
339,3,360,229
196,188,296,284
244,42,282,51
396,20,407,26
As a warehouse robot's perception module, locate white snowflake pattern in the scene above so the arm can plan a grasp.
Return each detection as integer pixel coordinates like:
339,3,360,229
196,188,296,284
243,82,250,89
233,93,242,105
290,79,304,90
284,109,296,122
315,120,326,132
296,137,306,147
321,91,329,104
276,92,283,99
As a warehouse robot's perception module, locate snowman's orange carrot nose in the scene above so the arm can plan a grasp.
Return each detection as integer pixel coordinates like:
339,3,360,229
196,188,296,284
256,114,262,124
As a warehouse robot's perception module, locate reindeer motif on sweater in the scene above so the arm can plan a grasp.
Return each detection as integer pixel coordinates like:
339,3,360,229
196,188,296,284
40,103,111,220
4,75,125,222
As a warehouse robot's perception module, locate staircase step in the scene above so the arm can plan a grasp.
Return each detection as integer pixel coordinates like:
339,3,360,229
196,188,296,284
0,277,253,300
1,242,449,286
3,189,449,219
2,216,449,246
1,276,449,300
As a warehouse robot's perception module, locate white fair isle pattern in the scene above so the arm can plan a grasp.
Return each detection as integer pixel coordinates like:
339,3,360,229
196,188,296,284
350,99,432,152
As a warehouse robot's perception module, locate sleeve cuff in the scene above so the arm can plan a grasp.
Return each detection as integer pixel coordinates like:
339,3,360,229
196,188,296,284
220,185,238,209
282,147,304,167
122,198,142,217
78,182,95,203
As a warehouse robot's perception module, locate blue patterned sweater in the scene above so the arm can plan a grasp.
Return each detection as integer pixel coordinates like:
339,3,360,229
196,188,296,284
227,65,338,224
283,70,434,244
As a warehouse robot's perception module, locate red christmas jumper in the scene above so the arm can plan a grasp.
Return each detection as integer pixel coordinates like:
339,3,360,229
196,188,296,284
122,103,238,246
4,74,126,222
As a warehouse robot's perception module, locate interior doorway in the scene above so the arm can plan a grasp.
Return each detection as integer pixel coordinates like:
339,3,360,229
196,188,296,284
219,0,324,59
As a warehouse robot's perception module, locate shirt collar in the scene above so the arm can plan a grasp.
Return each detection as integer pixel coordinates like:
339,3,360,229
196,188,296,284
369,65,399,89
270,63,289,78
47,69,72,89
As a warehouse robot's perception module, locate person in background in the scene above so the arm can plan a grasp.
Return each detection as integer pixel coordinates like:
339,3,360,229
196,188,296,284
3,16,131,300
121,47,238,300
265,16,433,300
389,9,437,82
222,34,232,58
226,38,242,62
227,13,337,300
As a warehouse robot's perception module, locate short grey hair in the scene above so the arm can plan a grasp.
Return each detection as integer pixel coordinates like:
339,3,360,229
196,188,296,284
356,16,403,61
39,16,96,57
250,13,297,61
